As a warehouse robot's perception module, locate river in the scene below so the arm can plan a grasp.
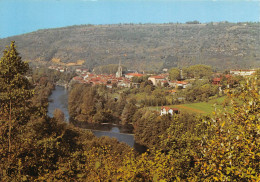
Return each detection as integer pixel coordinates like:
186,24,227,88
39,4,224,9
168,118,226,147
47,86,70,122
47,86,146,151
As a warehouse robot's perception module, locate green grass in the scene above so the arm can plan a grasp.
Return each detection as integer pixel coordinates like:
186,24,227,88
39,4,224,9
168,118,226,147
147,96,228,115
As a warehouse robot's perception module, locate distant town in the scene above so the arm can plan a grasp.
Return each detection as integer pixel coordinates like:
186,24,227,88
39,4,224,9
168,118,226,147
48,64,257,89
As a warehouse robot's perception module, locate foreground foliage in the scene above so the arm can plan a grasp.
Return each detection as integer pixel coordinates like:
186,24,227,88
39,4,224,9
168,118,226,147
0,42,259,181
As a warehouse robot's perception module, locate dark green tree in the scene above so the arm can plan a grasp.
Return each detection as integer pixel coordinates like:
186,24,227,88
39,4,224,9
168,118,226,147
0,41,33,158
169,67,181,80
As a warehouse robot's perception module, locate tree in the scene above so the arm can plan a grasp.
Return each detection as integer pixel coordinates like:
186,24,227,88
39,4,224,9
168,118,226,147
0,41,33,158
169,67,181,80
121,99,137,125
53,108,65,122
183,65,212,79
196,78,260,181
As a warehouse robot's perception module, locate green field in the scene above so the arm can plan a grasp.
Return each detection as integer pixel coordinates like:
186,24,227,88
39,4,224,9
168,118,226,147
148,96,228,115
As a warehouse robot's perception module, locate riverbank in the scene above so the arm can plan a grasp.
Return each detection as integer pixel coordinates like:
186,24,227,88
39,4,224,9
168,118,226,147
47,85,147,152
71,121,134,134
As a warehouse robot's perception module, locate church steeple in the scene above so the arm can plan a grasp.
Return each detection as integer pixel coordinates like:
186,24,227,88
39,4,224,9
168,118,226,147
116,60,122,78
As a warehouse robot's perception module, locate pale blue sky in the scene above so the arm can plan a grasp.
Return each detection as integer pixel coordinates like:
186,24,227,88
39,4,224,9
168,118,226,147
0,0,259,38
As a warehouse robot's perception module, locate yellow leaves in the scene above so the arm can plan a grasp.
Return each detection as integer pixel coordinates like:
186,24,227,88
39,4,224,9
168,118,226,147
95,161,101,170
213,176,219,181
221,121,225,128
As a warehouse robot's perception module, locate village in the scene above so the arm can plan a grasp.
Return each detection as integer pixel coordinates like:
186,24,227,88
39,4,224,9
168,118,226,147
49,64,257,89
48,63,258,116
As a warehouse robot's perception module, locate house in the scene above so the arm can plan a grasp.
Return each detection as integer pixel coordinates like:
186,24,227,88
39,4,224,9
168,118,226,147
230,69,256,76
72,76,83,81
168,81,177,87
75,68,82,73
148,76,165,86
106,84,113,88
160,106,179,116
176,81,191,89
161,80,169,87
212,77,221,85
212,74,233,86
162,68,168,72
117,81,131,88
125,73,144,79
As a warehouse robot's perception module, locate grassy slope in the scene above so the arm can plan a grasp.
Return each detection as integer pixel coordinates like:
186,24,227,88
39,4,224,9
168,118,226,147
148,96,228,115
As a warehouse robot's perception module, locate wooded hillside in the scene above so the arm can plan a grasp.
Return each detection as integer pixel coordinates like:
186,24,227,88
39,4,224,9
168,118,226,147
0,22,259,71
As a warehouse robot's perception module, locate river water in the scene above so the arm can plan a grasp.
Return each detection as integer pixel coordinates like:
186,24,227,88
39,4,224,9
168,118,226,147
47,86,70,122
47,86,145,151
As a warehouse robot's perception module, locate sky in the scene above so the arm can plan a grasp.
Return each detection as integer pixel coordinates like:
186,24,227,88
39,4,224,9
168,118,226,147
0,0,259,38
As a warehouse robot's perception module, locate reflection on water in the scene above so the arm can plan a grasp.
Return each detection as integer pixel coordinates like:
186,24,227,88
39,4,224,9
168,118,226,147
47,86,70,122
93,129,135,147
85,124,147,153
47,86,147,153
110,127,120,133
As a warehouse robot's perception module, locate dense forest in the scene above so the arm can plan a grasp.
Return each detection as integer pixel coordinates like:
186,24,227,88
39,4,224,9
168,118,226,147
0,22,259,71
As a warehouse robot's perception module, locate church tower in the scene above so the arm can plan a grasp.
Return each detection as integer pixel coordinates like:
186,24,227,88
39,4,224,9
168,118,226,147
116,60,122,78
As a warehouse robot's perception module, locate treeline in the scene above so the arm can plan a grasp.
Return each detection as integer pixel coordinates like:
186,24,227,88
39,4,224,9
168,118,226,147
29,67,76,83
68,84,137,125
179,79,219,103
169,64,213,80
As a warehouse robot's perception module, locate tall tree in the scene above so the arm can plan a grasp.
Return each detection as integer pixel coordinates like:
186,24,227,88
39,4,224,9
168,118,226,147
0,41,33,158
196,78,260,181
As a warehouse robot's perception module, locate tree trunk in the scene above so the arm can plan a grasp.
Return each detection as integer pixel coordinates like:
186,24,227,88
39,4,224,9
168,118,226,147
8,99,12,159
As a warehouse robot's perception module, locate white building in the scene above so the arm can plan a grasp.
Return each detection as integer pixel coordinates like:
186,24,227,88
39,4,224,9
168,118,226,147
160,106,179,116
230,69,256,76
148,76,165,86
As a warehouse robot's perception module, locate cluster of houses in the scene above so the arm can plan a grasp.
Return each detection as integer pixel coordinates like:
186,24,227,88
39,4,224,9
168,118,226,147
48,64,257,116
72,73,132,88
49,63,257,89
71,70,193,89
212,69,257,86
160,69,257,116
148,75,192,88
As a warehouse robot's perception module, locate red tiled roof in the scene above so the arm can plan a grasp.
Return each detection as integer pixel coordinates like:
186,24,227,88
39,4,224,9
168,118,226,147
161,106,178,112
126,73,144,77
73,76,83,80
176,81,188,85
212,78,221,82
149,76,165,79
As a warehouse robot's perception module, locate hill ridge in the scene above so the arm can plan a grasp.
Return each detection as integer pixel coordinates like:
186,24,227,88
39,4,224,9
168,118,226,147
0,23,259,71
